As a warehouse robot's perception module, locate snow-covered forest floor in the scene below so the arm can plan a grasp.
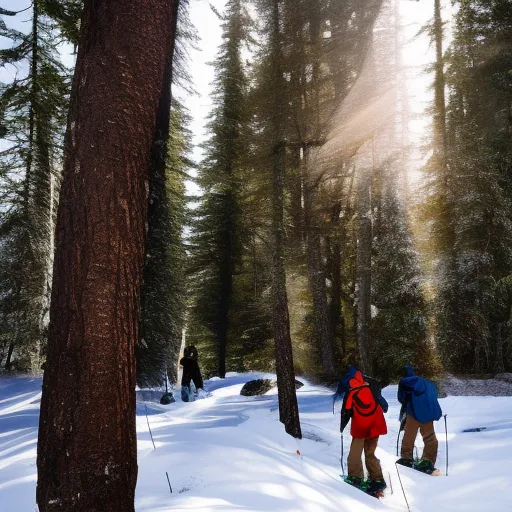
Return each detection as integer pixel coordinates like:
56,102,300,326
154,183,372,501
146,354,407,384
1,373,511,511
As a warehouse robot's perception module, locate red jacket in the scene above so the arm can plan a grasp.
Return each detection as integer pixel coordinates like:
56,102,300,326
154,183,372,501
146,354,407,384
341,371,387,439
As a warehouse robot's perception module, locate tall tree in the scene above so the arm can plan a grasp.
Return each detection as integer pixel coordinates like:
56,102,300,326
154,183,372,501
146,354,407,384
371,170,433,381
36,1,177,510
138,0,190,387
0,2,69,371
188,0,248,378
268,0,302,438
422,0,512,372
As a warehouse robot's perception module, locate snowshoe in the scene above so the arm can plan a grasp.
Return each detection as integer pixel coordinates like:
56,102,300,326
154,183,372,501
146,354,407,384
365,478,386,499
462,427,486,433
396,457,414,468
413,459,441,476
343,475,369,493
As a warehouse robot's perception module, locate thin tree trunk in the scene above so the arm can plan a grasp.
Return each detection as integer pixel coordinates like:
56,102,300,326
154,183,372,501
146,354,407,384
36,2,177,511
24,1,39,207
218,227,234,378
270,0,301,440
356,168,373,374
326,200,344,359
434,0,447,161
303,148,336,377
288,148,303,249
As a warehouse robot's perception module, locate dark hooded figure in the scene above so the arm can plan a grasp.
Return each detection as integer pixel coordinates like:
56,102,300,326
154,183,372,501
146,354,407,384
180,345,203,401
397,364,442,474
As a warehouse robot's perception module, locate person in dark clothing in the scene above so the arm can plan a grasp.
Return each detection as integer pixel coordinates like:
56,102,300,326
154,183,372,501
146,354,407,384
180,345,204,401
397,364,442,474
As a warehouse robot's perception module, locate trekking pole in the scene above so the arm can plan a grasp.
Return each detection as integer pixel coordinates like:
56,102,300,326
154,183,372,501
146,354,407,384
340,433,345,477
395,463,411,512
388,471,393,495
165,354,169,394
397,417,405,456
444,414,449,476
166,472,173,494
145,404,156,450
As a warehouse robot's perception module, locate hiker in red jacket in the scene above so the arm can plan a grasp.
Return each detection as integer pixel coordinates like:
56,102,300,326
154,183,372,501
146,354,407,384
340,366,388,494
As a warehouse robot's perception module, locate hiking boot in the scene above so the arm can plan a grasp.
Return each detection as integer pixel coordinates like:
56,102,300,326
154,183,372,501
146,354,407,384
396,457,414,468
344,475,369,492
367,479,387,493
414,459,435,474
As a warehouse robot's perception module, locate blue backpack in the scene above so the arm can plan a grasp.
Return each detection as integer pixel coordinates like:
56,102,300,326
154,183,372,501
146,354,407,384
399,367,442,423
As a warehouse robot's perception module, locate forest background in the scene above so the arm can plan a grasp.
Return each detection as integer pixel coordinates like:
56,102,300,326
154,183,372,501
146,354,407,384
1,0,511,390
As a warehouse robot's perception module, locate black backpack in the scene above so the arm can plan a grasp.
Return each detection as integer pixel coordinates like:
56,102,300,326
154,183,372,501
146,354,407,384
364,375,388,413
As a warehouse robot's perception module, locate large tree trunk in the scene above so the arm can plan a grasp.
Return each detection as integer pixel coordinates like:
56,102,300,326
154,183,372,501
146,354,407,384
272,144,302,439
270,0,301,440
36,2,177,511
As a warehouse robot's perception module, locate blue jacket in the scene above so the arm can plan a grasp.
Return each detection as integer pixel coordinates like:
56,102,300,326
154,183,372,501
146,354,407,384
397,365,442,423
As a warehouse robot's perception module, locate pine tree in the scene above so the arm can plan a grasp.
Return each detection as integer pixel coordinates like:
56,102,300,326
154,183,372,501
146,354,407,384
137,0,191,387
0,3,70,371
371,170,434,381
423,0,512,372
138,101,191,387
188,0,248,378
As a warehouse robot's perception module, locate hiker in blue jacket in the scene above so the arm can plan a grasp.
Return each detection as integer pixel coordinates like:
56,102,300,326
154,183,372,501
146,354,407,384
396,364,442,474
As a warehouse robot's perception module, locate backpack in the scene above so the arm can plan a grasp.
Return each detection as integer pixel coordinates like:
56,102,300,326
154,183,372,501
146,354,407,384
365,375,389,413
336,371,388,413
407,377,442,423
351,386,378,417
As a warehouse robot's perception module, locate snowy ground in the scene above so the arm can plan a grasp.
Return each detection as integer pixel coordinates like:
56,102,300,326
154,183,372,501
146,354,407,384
1,373,511,511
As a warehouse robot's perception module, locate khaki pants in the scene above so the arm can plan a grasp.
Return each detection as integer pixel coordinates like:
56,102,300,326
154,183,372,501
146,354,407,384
347,437,383,480
401,415,438,465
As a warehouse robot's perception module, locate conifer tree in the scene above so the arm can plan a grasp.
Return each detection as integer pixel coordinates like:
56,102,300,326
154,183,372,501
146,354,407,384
137,0,191,387
371,171,433,381
0,3,69,370
188,0,248,378
423,0,512,372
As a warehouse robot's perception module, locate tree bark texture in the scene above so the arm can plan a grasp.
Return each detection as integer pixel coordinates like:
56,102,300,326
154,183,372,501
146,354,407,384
356,169,373,374
272,144,302,439
36,1,177,511
270,0,301,440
